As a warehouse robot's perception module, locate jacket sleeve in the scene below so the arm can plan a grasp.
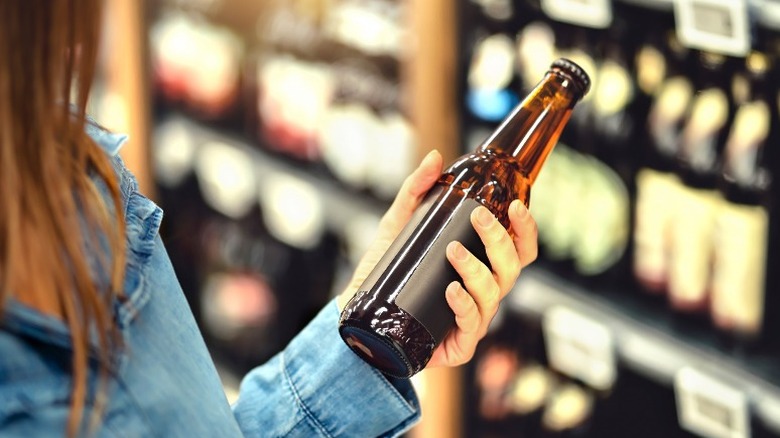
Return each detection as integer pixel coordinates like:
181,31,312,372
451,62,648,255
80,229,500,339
231,300,421,438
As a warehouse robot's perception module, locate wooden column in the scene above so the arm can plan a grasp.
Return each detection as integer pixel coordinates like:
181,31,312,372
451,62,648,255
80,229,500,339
406,0,459,163
405,0,463,436
103,0,153,197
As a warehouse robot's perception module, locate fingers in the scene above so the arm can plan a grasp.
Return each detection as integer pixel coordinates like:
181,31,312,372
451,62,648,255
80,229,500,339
446,203,535,334
378,150,442,236
470,205,522,296
446,240,499,336
508,200,538,268
430,200,538,369
445,281,480,336
437,281,481,365
437,242,501,367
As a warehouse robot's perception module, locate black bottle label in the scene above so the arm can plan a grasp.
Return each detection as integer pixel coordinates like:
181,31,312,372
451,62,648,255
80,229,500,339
359,184,489,344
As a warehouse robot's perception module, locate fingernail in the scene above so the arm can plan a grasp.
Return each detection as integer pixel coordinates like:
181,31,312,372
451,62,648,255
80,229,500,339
450,241,468,261
476,207,494,227
514,200,529,218
447,282,467,304
421,149,439,167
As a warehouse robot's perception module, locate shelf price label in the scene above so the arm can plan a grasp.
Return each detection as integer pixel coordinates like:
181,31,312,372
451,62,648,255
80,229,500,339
675,367,750,438
674,0,751,56
542,305,616,391
540,0,613,29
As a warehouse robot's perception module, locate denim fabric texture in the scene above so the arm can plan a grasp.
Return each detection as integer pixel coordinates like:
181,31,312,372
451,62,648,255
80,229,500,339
0,121,420,437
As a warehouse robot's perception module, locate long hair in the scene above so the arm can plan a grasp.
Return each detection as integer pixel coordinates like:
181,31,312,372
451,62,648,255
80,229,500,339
0,1,126,436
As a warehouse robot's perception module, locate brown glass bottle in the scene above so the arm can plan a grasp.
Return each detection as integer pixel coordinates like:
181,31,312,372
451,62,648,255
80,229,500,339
711,52,775,339
633,31,695,294
338,59,590,378
667,51,734,313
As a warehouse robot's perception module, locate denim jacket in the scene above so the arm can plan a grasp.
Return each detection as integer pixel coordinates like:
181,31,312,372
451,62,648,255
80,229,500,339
0,122,420,437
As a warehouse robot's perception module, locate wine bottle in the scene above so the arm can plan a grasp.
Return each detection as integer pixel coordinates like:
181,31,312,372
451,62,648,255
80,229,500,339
633,32,695,294
711,52,774,338
338,59,591,378
570,18,637,285
668,52,734,313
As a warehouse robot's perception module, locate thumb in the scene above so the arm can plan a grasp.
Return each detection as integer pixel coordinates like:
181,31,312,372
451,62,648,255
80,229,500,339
378,150,443,235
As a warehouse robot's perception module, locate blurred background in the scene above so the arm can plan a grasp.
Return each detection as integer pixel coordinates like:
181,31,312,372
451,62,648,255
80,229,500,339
94,0,780,436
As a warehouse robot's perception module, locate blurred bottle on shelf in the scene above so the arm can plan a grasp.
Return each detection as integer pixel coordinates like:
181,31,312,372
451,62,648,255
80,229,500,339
633,32,695,295
667,51,734,313
467,307,550,438
470,0,515,24
515,20,558,96
318,59,414,201
195,198,340,375
150,119,342,375
254,55,334,161
251,1,332,162
539,382,595,438
150,10,245,124
567,17,637,288
520,19,599,277
474,345,520,422
249,0,412,202
507,363,556,437
711,52,775,340
321,0,407,63
465,32,521,124
197,218,285,372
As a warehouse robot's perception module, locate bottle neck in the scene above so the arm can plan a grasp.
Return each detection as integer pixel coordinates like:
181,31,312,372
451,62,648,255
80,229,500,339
476,71,580,184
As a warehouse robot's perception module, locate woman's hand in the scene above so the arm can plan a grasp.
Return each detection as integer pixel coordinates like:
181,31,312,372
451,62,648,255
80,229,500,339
337,149,539,369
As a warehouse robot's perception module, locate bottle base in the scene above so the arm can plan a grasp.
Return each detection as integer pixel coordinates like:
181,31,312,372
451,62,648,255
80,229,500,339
339,325,417,378
338,293,437,378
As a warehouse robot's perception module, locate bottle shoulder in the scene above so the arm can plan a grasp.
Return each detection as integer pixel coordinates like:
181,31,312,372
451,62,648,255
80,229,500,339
439,150,531,221
442,150,525,179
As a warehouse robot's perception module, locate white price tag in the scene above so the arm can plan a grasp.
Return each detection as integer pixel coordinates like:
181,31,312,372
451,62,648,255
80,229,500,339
542,306,616,391
675,367,750,438
541,0,612,29
674,0,751,56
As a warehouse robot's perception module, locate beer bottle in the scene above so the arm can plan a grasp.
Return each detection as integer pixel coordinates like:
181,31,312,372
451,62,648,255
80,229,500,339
338,59,591,378
667,51,734,313
570,18,636,286
633,31,695,294
711,52,775,338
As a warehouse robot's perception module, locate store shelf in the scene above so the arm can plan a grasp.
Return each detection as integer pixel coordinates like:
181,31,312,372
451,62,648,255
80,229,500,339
508,267,780,434
158,115,780,436
153,113,467,438
615,0,780,31
154,114,388,232
760,1,780,30
616,0,673,11
539,0,780,33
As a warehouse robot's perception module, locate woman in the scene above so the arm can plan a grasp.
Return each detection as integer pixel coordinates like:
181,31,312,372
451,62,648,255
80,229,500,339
0,1,538,437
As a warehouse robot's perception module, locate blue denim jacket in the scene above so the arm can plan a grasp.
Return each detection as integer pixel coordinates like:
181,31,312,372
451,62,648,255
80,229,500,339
0,123,420,437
